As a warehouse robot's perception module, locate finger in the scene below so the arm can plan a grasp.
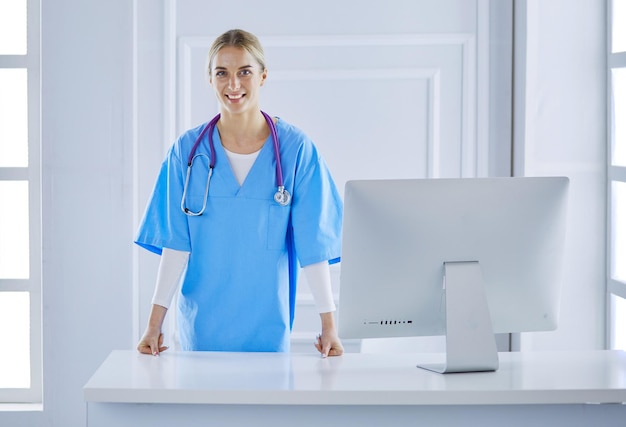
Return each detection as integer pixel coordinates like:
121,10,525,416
318,334,331,358
150,342,159,356
151,333,166,356
149,337,163,356
314,335,323,353
322,341,331,358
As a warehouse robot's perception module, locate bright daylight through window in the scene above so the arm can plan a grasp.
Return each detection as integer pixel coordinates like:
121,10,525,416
613,0,626,53
613,68,626,167
0,0,37,397
613,182,626,283
609,0,626,352
0,0,26,55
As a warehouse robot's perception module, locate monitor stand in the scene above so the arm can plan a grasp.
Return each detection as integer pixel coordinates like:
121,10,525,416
417,261,499,374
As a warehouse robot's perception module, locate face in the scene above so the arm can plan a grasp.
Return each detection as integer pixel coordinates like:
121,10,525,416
209,46,267,116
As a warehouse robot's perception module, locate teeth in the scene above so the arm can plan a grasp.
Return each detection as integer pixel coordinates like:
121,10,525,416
228,94,243,99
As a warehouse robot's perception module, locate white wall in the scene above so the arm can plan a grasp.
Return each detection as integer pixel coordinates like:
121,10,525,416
41,0,135,424
0,0,608,425
516,0,607,351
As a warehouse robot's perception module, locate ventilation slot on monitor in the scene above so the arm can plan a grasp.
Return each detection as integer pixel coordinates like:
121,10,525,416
364,319,413,326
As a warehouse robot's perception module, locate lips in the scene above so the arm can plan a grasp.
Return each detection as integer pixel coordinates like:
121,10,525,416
226,93,244,100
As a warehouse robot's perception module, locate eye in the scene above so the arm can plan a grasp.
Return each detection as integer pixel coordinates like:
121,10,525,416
214,70,226,78
239,69,252,77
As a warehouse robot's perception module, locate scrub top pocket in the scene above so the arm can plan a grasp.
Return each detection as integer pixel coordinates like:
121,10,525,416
267,204,291,250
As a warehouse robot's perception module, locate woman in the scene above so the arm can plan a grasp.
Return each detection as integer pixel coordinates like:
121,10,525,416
135,29,344,357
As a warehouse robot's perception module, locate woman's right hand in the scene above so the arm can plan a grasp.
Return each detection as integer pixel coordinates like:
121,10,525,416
137,327,168,356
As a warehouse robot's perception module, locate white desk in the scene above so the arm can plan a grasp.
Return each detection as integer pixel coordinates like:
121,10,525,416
84,350,626,427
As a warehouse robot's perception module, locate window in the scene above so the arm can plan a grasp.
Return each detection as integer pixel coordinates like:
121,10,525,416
608,0,626,351
0,0,42,402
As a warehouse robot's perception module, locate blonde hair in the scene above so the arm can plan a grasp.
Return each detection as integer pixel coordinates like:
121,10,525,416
207,29,266,75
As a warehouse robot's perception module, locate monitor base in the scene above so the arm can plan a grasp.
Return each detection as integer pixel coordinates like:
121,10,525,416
417,261,499,374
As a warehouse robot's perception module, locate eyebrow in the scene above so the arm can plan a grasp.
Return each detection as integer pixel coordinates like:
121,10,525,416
214,65,254,71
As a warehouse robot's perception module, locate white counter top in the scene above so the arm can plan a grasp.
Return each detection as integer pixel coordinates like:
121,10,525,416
83,349,626,406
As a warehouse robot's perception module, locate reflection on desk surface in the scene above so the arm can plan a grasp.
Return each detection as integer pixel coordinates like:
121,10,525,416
83,350,626,405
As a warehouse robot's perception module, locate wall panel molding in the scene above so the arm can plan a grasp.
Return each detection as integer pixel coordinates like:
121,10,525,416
178,33,476,178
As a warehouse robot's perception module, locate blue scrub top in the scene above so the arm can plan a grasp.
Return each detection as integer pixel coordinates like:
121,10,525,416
134,117,343,352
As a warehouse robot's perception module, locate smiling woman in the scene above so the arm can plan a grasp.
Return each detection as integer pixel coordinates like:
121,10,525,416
209,46,266,118
134,29,344,359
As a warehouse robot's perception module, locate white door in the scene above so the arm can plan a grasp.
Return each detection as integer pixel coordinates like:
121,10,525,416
134,0,513,352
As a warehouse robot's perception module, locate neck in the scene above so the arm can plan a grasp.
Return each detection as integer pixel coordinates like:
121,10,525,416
217,110,269,154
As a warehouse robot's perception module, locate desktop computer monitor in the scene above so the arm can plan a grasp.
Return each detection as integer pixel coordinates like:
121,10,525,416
338,177,570,373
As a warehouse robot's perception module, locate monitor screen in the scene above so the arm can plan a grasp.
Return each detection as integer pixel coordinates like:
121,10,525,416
337,177,570,373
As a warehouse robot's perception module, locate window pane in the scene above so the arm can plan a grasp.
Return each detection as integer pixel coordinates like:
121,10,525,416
612,68,626,167
0,292,30,388
0,0,27,54
611,294,626,351
0,68,29,167
613,181,626,282
614,0,626,53
0,181,29,279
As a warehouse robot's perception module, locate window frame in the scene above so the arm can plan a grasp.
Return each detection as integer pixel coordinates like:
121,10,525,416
0,0,42,403
607,0,626,350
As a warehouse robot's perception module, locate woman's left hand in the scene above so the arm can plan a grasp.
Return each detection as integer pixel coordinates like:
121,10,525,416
315,329,344,358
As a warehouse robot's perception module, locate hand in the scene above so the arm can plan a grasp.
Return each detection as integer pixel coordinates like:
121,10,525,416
137,328,168,356
314,329,344,358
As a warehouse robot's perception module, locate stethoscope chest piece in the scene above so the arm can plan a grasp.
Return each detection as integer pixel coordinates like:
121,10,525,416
274,186,291,206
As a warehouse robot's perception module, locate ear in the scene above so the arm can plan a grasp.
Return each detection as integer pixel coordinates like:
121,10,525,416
260,68,268,86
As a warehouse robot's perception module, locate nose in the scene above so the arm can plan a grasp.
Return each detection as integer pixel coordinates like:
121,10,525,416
228,75,240,90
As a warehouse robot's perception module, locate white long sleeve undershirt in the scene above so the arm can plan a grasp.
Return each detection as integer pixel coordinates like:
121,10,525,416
151,248,189,308
151,248,336,313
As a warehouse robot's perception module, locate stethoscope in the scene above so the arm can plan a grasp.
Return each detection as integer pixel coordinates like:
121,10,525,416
180,111,291,216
